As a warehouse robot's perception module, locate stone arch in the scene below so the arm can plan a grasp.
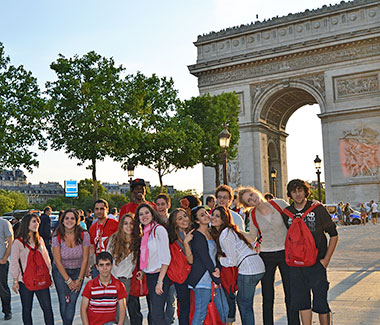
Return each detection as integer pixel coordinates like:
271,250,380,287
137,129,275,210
190,0,380,204
252,80,326,129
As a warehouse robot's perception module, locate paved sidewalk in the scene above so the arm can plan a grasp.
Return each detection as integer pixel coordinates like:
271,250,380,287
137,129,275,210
2,224,379,324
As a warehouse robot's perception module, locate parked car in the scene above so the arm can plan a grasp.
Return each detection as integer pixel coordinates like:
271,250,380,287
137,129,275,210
50,212,60,231
1,216,13,222
325,204,362,225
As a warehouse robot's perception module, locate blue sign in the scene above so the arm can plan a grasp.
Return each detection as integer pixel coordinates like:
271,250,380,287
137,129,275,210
65,180,78,198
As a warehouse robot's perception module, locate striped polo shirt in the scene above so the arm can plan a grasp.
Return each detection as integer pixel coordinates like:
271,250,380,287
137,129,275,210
82,275,127,325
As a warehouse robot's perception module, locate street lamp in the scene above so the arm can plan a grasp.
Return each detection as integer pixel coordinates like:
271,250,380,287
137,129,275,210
314,155,322,202
127,164,135,201
270,167,277,197
218,126,231,185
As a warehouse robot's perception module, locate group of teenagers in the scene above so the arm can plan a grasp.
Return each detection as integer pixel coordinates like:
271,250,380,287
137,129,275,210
6,177,338,325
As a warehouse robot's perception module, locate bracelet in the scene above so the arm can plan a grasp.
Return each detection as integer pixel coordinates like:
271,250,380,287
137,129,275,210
78,277,83,282
65,278,73,285
186,253,193,257
157,280,163,285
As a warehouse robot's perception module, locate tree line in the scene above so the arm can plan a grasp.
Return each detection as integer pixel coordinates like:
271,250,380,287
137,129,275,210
0,42,240,200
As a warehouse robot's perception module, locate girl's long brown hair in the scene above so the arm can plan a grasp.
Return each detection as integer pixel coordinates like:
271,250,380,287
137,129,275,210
54,208,84,245
108,214,134,265
167,208,189,244
210,206,253,257
17,213,41,248
131,203,167,264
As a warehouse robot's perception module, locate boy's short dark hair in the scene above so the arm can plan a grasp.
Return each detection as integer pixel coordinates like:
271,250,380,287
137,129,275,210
206,195,216,204
94,199,109,210
96,251,113,265
156,193,171,205
287,179,310,198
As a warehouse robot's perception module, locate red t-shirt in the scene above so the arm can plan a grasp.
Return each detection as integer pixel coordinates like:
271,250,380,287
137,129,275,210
89,218,119,255
82,275,127,325
119,201,157,217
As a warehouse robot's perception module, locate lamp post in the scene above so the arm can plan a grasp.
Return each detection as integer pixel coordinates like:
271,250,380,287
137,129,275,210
218,126,231,185
127,164,135,201
314,155,322,202
270,167,277,197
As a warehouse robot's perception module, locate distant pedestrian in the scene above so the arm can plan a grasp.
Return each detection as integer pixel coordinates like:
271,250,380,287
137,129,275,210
206,195,216,210
0,217,13,321
52,208,90,325
359,203,367,225
11,213,54,325
337,202,344,225
39,206,53,259
77,209,87,230
343,203,353,225
85,209,93,230
108,207,119,221
370,200,378,225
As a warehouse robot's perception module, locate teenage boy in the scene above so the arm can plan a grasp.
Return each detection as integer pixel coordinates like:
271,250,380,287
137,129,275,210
282,179,338,325
119,178,157,216
89,199,119,278
215,185,245,231
81,252,127,325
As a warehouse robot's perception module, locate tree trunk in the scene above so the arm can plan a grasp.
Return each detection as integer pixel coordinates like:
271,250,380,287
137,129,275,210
215,163,220,187
158,163,164,192
92,158,98,202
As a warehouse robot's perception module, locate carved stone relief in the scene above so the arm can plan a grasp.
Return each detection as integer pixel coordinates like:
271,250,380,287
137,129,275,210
198,40,380,87
334,73,380,100
340,127,380,177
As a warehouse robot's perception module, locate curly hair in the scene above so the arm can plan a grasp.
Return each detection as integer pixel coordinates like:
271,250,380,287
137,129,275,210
286,179,310,198
17,213,41,248
54,209,84,245
167,208,189,244
210,206,253,257
130,203,167,264
108,214,134,266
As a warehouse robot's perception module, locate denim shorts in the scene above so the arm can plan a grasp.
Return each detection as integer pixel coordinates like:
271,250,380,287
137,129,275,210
289,261,330,314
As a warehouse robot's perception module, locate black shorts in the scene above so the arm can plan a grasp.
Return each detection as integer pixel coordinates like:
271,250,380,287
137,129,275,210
372,212,378,219
289,261,330,314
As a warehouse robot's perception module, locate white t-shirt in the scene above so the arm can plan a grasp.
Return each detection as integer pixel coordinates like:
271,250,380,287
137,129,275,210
372,202,378,213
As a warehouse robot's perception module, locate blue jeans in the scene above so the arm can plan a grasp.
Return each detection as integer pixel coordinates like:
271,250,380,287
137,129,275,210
237,273,265,325
174,282,190,325
0,261,11,315
52,264,82,325
146,272,171,325
192,287,228,325
165,284,176,324
19,281,54,325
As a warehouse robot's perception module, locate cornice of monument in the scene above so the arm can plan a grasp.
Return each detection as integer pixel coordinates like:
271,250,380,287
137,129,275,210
195,0,379,44
192,37,380,87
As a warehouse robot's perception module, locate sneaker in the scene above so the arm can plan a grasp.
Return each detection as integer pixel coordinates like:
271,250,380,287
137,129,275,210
4,313,12,320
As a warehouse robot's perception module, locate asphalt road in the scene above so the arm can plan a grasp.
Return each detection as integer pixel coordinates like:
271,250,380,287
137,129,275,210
2,223,379,324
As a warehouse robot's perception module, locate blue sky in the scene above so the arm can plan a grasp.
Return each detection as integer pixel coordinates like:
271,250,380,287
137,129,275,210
1,0,334,192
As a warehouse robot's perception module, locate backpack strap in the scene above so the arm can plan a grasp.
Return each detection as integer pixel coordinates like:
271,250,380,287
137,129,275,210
284,203,322,220
268,200,283,215
152,224,163,238
250,209,262,247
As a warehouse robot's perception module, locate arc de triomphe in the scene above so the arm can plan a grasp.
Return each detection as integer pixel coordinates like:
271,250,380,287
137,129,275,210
189,0,380,205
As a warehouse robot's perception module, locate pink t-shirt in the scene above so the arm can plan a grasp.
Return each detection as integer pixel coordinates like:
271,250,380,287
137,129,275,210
52,232,90,269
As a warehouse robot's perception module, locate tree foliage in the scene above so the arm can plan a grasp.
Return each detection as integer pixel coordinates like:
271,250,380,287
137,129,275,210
46,51,134,201
0,42,47,171
182,93,241,186
0,189,29,215
113,73,203,190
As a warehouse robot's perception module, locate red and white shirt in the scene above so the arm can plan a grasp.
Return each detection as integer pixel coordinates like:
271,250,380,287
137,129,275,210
89,218,119,255
82,275,127,325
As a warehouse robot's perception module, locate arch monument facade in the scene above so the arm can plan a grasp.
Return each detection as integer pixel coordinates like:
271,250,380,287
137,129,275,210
189,0,380,205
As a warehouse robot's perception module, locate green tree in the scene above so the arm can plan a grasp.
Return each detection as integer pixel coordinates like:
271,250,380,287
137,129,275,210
113,73,202,190
0,42,47,171
0,191,15,215
46,51,134,201
7,191,29,210
182,93,241,186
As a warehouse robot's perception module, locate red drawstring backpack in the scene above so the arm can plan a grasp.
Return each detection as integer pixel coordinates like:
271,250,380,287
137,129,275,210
129,265,149,297
18,238,52,291
167,241,191,284
283,204,320,267
220,265,238,294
